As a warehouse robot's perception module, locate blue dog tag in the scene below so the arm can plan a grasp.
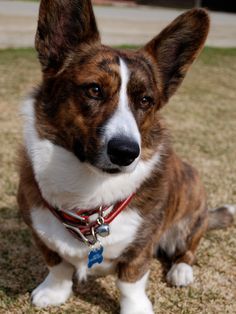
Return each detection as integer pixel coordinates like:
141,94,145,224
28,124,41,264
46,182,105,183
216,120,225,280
87,246,104,269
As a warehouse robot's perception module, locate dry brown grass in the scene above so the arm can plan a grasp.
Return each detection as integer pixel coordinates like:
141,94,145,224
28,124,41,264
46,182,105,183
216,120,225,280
0,47,235,314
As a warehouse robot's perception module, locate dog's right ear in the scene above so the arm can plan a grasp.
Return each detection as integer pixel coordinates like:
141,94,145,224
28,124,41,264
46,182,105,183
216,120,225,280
35,0,100,75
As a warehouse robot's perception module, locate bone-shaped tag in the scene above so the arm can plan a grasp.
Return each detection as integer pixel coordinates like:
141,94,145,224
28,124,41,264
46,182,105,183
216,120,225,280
87,246,104,269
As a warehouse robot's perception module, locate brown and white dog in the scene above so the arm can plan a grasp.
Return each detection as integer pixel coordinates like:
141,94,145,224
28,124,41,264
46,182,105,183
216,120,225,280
17,1,235,313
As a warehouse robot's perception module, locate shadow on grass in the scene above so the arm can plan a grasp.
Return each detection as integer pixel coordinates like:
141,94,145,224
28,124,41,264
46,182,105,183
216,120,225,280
75,278,119,314
0,206,119,312
0,206,46,298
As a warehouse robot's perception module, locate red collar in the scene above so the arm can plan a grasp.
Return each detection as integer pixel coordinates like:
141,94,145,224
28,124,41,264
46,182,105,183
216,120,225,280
41,193,134,245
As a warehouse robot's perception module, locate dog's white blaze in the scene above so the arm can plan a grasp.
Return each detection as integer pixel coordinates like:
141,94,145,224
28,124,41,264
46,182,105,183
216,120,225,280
104,58,141,146
117,272,154,314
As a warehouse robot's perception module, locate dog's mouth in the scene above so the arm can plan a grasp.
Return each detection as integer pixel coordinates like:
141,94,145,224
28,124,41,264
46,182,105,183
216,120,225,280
95,157,140,175
101,167,121,174
85,163,123,176
85,157,140,176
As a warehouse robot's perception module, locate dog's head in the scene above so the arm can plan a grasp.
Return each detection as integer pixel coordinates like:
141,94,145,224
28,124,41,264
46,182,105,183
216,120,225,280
34,0,209,175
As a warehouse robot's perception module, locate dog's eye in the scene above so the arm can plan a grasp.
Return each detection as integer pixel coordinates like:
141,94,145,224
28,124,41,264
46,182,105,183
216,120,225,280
85,83,103,100
140,96,153,109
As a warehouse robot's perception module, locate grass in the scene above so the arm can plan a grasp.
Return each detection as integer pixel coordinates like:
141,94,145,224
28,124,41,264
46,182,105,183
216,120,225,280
0,47,235,314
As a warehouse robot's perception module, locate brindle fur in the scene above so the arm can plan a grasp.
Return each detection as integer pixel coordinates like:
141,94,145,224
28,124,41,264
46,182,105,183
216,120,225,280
18,0,233,292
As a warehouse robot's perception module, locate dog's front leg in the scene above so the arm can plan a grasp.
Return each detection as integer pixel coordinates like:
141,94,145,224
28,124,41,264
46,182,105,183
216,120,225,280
31,261,74,308
117,271,153,314
117,246,154,314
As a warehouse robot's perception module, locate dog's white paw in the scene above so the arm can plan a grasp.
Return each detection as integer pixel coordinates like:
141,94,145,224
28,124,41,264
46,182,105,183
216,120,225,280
31,276,72,308
32,277,72,308
120,296,154,314
167,263,194,287
118,272,154,314
31,263,74,308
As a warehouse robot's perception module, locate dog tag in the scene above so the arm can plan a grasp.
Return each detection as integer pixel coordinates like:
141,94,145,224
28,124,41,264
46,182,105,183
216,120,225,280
96,224,110,237
87,246,104,269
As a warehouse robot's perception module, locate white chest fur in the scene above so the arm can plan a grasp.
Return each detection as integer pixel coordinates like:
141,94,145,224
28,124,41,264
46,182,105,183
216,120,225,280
31,206,142,279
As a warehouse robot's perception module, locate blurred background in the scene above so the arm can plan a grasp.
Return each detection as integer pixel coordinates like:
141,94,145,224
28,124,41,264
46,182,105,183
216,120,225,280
0,0,236,48
95,0,236,12
132,0,235,12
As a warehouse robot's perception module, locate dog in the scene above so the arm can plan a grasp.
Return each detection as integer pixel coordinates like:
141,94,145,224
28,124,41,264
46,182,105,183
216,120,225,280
17,1,235,313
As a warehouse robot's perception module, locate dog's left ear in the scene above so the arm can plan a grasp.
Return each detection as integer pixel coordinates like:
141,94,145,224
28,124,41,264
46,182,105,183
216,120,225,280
35,0,100,75
142,9,210,104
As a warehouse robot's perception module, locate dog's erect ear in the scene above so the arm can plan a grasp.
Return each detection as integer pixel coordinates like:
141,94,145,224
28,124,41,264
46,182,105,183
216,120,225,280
35,0,100,74
142,9,209,104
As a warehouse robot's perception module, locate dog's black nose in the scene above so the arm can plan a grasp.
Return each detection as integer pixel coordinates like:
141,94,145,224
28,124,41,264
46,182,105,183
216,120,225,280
107,137,140,167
